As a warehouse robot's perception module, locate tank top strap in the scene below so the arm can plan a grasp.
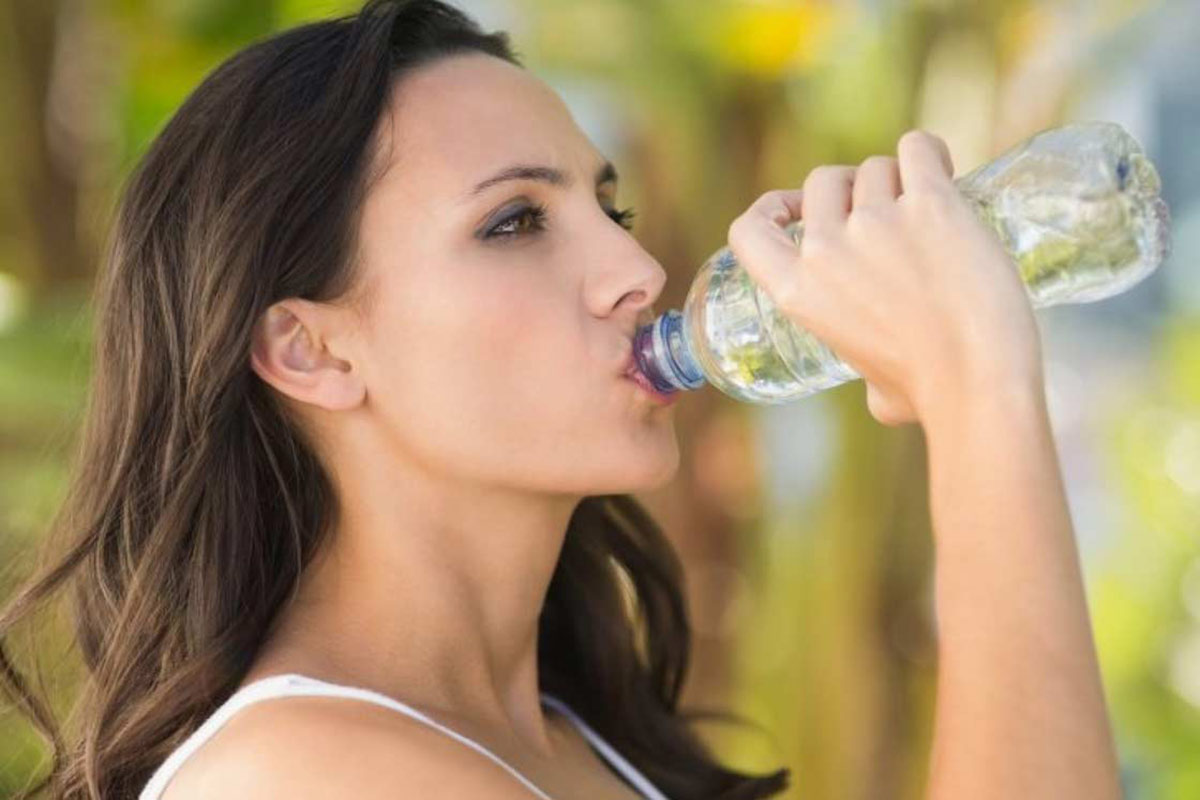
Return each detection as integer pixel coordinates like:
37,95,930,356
140,672,672,800
138,673,554,800
538,693,672,800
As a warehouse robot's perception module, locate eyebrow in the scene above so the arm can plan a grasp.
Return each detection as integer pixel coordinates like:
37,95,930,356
466,160,618,198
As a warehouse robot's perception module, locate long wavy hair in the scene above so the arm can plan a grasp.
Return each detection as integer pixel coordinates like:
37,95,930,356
0,1,791,797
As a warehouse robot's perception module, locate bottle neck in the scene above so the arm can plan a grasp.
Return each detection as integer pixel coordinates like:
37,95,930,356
632,309,706,392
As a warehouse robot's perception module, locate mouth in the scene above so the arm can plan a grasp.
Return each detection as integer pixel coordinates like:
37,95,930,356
620,351,638,379
620,350,678,406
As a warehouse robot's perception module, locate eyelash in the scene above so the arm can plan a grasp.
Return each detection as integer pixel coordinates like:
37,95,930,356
485,203,637,240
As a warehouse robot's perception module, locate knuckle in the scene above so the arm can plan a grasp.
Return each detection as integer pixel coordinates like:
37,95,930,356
804,164,854,188
798,229,837,261
902,183,956,213
898,129,954,175
859,154,897,171
847,203,890,233
727,214,753,247
899,128,935,149
751,190,777,212
727,215,743,242
743,189,803,229
756,188,800,211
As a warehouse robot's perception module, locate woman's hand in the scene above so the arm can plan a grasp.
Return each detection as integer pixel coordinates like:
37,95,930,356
729,131,1123,798
726,129,1045,428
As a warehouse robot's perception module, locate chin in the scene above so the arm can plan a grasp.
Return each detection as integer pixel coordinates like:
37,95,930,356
539,420,680,495
609,435,682,493
646,442,682,489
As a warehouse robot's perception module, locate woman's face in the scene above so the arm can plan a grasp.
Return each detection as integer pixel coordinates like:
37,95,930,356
348,53,679,496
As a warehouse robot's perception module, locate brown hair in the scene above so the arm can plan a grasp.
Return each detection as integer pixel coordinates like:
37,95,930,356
0,1,789,797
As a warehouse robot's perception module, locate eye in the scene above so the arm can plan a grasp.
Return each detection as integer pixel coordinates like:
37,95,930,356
607,206,637,231
481,202,638,241
485,203,549,240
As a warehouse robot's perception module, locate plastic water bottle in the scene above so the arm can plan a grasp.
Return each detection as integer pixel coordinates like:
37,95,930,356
632,121,1172,404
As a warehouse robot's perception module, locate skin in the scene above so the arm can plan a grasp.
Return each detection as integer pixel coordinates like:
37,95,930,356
167,53,676,799
728,133,1122,798
164,53,1122,800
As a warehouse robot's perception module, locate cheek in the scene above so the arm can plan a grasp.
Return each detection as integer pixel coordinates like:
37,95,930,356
364,269,585,466
442,274,570,403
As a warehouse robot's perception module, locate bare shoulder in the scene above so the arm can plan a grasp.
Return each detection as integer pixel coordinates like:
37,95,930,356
159,694,537,799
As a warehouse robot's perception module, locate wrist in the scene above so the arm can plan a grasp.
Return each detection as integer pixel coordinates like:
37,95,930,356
917,360,1048,446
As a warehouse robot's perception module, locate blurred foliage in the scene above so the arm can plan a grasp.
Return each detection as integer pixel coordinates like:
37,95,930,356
1,0,1197,798
1095,314,1200,797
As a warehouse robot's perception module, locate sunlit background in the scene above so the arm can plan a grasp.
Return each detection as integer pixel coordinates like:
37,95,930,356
1,0,1197,797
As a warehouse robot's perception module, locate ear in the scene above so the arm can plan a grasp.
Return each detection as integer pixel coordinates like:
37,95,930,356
249,298,366,412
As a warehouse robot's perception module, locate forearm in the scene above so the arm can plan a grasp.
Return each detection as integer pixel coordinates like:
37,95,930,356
921,379,1121,799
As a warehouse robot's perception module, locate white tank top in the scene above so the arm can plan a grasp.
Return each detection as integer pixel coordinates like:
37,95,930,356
138,672,672,800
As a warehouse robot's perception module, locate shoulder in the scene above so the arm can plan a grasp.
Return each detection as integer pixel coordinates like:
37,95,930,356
158,694,536,800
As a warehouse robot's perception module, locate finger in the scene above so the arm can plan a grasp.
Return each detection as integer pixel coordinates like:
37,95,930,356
802,165,856,229
755,188,805,228
727,191,806,295
896,130,955,195
851,155,901,208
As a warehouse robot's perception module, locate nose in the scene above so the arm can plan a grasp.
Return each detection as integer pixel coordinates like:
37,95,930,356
583,220,668,324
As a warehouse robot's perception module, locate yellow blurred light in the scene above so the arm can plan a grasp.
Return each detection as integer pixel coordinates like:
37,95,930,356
915,27,995,174
997,4,1050,71
711,1,842,77
1124,405,1176,477
1180,557,1200,621
1164,420,1200,495
0,271,29,335
1168,627,1200,708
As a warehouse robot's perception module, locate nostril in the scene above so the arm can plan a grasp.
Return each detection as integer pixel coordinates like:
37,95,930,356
621,288,648,309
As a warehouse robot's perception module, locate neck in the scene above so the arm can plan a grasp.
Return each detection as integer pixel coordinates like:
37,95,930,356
250,422,582,754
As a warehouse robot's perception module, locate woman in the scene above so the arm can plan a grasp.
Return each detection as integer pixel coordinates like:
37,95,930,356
0,0,1121,798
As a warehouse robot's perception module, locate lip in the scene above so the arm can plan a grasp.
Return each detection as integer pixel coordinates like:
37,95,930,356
621,353,678,406
619,351,638,378
624,373,678,405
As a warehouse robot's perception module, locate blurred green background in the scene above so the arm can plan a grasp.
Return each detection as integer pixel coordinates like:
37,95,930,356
1,0,1197,797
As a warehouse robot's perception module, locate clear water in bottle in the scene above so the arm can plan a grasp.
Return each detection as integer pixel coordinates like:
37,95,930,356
632,120,1172,405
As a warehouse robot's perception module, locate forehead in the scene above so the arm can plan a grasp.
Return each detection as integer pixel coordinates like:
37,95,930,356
372,53,602,197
